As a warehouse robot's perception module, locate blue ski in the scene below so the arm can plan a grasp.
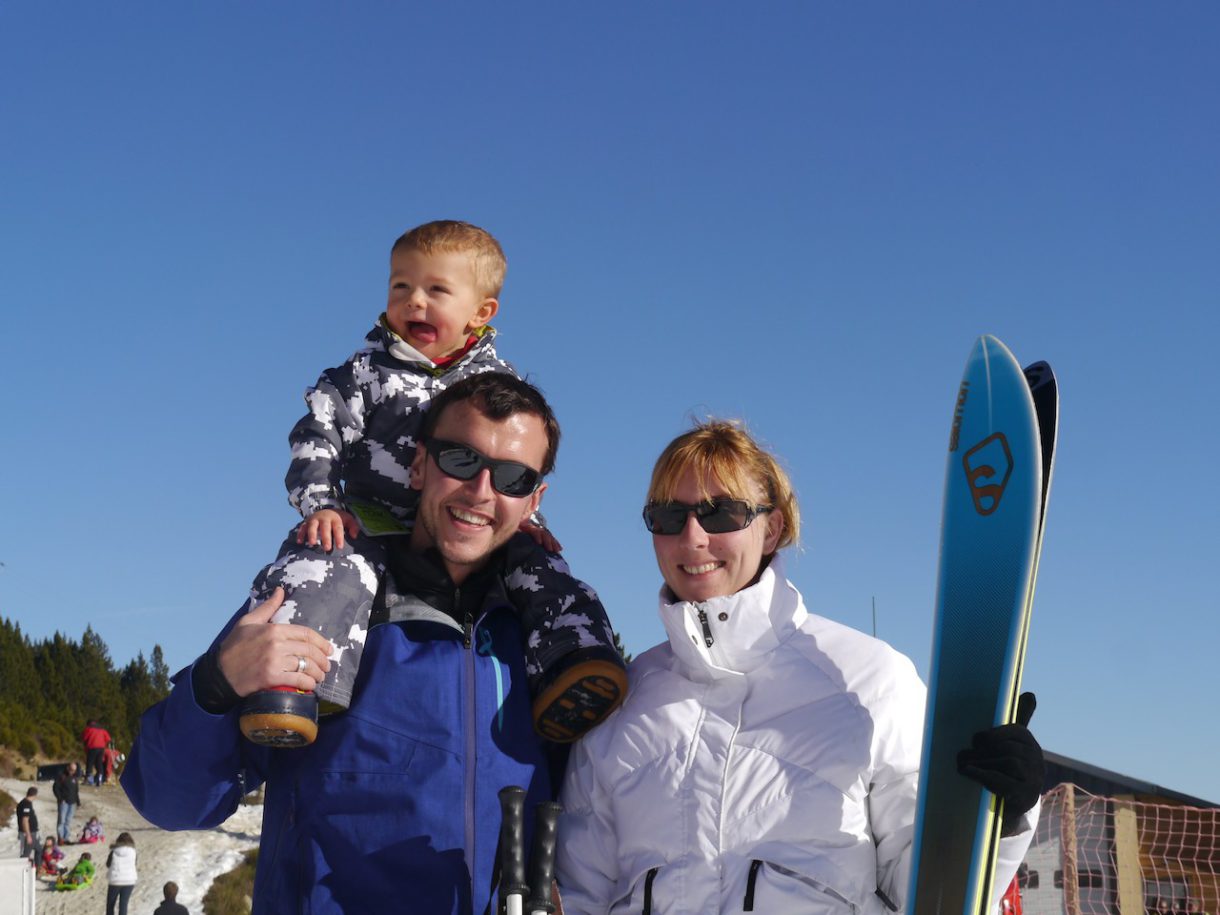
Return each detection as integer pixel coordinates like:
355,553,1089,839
908,336,1058,915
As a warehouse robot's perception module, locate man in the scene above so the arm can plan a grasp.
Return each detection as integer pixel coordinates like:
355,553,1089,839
153,881,190,915
81,720,111,785
52,762,81,843
124,373,580,914
16,787,39,862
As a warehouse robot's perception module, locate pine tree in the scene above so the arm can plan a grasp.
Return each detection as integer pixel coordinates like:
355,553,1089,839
612,630,633,665
0,616,172,761
150,645,170,694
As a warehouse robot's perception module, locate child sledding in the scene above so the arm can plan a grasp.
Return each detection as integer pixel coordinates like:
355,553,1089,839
54,852,95,891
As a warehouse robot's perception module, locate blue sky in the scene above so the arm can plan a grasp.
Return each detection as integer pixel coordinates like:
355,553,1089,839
2,5,1217,802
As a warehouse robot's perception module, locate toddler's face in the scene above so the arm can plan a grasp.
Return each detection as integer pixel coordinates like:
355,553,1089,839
385,247,497,361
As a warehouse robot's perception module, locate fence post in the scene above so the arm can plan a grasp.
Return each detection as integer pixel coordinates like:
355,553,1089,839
1113,800,1143,915
1063,784,1080,915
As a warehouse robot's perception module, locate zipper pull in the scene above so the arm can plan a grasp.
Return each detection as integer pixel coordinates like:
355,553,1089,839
696,607,714,648
459,587,475,649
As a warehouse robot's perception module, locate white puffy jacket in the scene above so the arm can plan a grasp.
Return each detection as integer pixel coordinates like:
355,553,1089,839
557,559,1036,915
106,843,137,886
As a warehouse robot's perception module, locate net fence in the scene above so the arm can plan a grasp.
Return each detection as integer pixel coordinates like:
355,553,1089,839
1021,785,1220,915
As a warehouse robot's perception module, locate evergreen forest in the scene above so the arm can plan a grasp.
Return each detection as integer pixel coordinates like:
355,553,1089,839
0,615,171,762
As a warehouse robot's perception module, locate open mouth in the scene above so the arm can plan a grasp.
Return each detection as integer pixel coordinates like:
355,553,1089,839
408,321,438,344
681,562,722,576
448,506,491,528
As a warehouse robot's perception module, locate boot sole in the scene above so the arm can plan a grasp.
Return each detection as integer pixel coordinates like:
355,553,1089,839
240,689,319,747
533,660,628,743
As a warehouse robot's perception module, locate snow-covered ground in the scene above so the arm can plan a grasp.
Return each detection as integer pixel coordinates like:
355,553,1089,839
1,775,261,914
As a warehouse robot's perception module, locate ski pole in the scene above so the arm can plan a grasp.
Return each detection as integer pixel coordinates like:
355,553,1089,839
526,801,563,915
498,786,528,915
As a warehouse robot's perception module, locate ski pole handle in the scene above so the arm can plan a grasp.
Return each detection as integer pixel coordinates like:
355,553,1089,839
526,802,563,915
498,786,528,915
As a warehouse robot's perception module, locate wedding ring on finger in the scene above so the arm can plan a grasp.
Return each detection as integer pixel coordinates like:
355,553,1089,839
296,655,307,674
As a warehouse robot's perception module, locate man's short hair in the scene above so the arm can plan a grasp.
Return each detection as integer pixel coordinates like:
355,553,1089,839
26,786,37,797
164,881,179,900
421,373,560,476
391,220,507,299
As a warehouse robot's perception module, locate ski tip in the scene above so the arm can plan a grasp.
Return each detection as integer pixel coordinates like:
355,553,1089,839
1022,360,1056,393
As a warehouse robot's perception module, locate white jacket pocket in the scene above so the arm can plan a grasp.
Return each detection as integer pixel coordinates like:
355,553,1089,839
743,860,859,915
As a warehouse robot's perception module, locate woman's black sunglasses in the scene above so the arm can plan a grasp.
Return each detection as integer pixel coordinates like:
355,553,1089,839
424,439,543,497
642,499,773,535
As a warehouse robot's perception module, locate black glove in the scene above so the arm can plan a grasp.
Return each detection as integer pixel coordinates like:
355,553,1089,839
957,691,1045,834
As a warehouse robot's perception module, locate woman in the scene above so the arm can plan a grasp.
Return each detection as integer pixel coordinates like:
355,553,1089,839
106,831,138,915
557,420,1041,914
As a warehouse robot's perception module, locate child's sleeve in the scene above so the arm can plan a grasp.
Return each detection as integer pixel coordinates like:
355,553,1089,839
285,360,369,517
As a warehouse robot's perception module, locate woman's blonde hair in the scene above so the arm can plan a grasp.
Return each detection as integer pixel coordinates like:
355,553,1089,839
646,419,799,551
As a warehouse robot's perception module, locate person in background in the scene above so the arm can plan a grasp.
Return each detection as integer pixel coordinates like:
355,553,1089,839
16,786,39,863
102,743,121,785
154,880,191,915
82,719,111,785
79,814,105,844
53,762,81,842
57,851,95,888
105,831,137,915
38,836,66,878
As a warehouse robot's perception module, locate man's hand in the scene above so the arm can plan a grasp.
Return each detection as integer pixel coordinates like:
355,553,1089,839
518,515,563,554
217,588,334,697
295,508,361,551
957,691,1045,833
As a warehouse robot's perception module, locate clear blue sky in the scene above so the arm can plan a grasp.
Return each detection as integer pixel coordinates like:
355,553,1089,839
2,4,1217,803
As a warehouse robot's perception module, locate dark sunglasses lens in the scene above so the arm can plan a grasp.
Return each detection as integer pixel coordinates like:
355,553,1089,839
492,464,539,496
644,504,688,534
436,446,482,480
698,501,751,533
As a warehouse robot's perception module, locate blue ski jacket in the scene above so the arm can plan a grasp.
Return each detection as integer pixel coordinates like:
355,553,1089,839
123,550,551,915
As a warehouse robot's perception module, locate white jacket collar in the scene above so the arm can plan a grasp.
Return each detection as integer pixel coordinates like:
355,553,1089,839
658,556,807,681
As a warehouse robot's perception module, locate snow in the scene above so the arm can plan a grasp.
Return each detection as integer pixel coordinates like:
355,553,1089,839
1,775,261,914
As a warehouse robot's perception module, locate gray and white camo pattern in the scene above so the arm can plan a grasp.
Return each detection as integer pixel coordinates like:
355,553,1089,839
250,321,619,708
286,322,515,520
506,549,619,681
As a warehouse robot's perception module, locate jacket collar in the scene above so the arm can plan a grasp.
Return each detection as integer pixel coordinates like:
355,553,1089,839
371,317,498,370
376,543,511,631
658,556,806,681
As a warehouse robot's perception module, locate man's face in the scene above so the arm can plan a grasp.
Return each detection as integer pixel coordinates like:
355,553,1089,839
409,399,547,582
67,763,77,775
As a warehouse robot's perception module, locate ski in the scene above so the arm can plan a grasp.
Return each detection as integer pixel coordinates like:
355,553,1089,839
908,336,1058,915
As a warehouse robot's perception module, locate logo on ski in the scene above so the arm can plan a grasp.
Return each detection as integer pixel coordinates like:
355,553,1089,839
962,433,1013,516
948,381,970,452
1023,360,1052,394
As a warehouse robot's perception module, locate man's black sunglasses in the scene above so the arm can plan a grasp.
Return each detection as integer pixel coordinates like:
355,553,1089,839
424,439,543,497
642,499,773,535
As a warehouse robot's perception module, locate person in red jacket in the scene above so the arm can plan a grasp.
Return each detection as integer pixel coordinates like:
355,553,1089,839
81,720,111,786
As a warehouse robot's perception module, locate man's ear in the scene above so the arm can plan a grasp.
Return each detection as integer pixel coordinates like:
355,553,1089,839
466,297,499,331
409,444,427,491
528,482,547,516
